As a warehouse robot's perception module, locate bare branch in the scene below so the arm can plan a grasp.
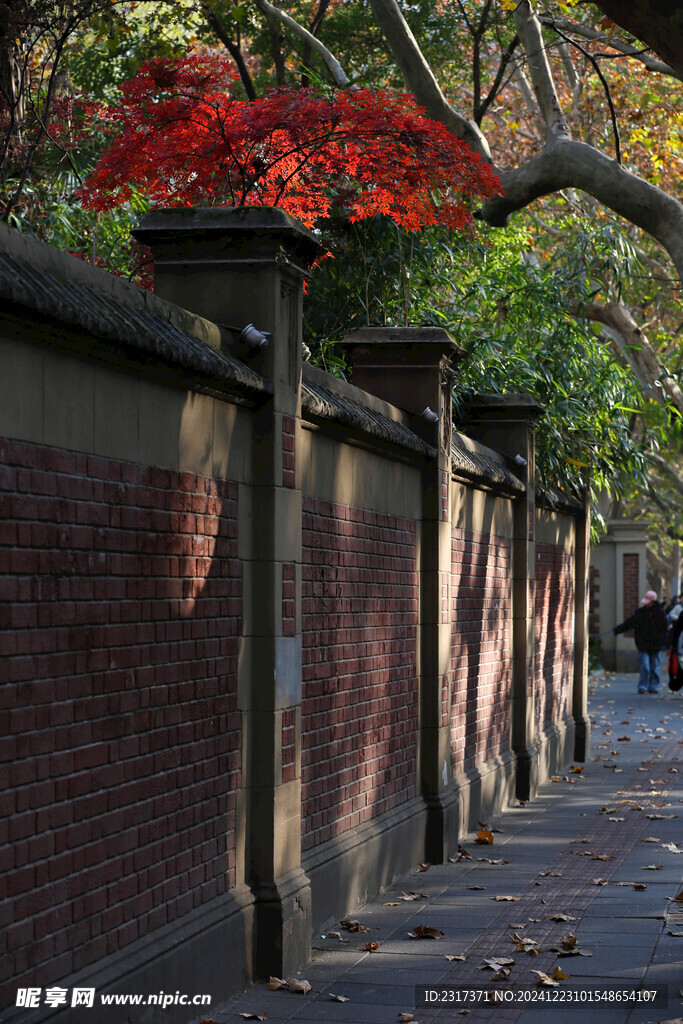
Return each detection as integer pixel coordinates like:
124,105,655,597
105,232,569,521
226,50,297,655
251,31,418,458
649,453,683,496
512,0,569,144
571,299,683,415
538,16,683,82
369,0,491,161
550,28,621,163
202,4,257,100
252,0,350,88
476,34,520,125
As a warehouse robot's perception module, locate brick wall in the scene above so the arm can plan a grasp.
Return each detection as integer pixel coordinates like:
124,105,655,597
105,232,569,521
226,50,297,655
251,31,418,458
450,530,512,775
300,499,418,851
623,553,639,634
0,438,242,1001
535,544,574,732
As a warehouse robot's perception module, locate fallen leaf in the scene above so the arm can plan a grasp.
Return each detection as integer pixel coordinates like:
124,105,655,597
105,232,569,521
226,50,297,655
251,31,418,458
340,918,370,933
642,864,664,870
492,895,520,901
532,970,559,987
491,967,511,980
487,859,509,865
671,891,683,902
508,923,526,929
265,977,287,991
551,966,570,981
238,1015,267,1021
329,994,349,1003
398,1015,414,1022
446,954,467,961
365,941,380,951
667,929,683,936
591,878,608,885
642,836,661,843
418,862,430,872
479,956,515,970
617,736,631,741
467,885,486,890
408,925,445,940
475,829,494,845
546,913,576,922
662,843,683,854
288,980,311,995
399,891,430,901
569,765,583,773
560,934,578,950
592,854,615,861
609,817,625,822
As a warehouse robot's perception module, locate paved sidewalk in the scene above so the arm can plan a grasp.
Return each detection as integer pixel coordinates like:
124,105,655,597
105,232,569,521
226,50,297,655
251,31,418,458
199,675,683,1024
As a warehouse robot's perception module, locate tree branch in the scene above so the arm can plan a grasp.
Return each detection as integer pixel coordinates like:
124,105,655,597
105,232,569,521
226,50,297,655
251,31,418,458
202,5,257,100
252,0,350,87
570,299,683,415
478,138,683,286
369,0,491,161
512,0,570,145
539,15,683,82
649,453,683,496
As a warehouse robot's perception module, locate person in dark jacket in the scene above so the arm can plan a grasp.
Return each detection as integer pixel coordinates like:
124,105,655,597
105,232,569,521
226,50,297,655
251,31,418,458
613,589,668,693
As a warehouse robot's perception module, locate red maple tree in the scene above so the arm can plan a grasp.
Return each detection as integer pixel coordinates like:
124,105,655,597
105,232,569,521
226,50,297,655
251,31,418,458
79,51,501,231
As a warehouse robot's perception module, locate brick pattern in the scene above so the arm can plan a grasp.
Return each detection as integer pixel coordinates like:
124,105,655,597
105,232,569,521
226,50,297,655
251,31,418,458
623,552,639,636
450,530,512,775
0,438,242,1000
282,562,296,636
300,499,418,851
281,709,296,784
535,543,574,732
589,564,600,636
282,415,295,489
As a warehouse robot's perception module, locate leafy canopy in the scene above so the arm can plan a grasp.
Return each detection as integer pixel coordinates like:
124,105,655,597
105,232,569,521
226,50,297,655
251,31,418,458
79,50,501,231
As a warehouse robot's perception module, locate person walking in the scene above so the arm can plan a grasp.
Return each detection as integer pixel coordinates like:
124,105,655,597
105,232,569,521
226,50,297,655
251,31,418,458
613,589,668,693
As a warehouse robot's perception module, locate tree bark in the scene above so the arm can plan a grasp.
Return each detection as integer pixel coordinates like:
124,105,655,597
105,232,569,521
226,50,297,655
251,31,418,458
591,0,683,81
570,299,683,416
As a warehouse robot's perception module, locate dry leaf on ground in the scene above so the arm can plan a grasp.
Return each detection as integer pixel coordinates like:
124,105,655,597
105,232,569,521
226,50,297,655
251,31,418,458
408,925,445,939
418,862,430,872
468,885,486,890
532,970,560,987
662,843,683,853
546,913,576,922
398,1015,414,1022
329,994,349,1002
491,966,511,980
592,854,615,861
340,918,370,933
475,829,494,845
642,836,661,842
492,895,520,901
479,957,515,971
365,941,380,951
671,891,683,902
591,878,608,885
551,966,570,981
238,1015,267,1021
446,954,467,961
643,864,664,870
288,980,311,995
265,977,287,991
614,882,647,890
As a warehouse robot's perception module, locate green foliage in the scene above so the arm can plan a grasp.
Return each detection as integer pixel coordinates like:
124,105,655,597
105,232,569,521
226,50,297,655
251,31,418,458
305,217,662,506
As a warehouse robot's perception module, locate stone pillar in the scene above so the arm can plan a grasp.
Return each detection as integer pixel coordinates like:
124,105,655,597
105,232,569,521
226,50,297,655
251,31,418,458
462,395,542,801
573,488,591,761
342,327,464,862
134,208,321,979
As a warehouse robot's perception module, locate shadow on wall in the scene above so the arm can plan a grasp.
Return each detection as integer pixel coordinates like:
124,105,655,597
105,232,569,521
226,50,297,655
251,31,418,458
2,386,244,1005
450,529,513,778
